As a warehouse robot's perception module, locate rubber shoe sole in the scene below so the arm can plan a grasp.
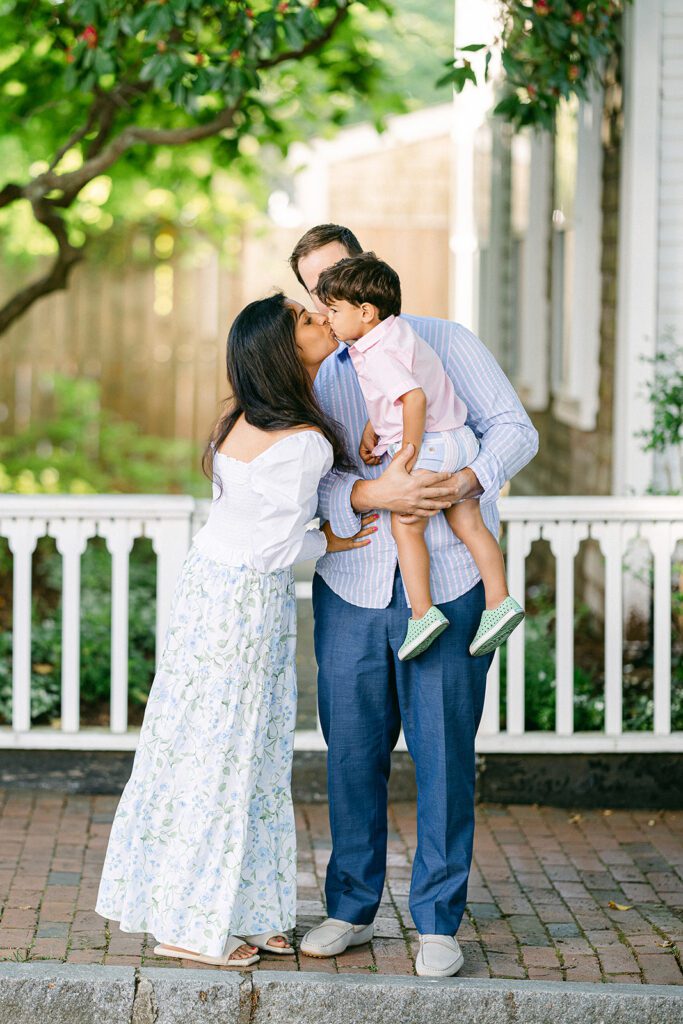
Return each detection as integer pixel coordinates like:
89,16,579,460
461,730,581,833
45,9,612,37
469,608,525,657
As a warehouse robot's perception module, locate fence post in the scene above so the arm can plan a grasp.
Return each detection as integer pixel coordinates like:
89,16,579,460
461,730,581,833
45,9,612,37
100,519,139,735
50,519,96,734
146,517,193,667
3,518,46,734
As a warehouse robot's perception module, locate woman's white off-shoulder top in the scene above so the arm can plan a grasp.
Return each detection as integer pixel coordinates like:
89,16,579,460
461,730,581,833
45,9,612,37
192,430,333,573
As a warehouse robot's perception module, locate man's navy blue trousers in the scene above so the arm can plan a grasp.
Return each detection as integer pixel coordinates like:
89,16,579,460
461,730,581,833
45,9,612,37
312,569,492,935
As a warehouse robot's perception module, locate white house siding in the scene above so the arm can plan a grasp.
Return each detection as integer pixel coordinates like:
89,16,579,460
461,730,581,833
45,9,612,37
656,0,683,492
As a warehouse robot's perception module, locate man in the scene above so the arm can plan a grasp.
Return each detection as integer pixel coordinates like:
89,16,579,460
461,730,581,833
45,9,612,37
292,224,538,977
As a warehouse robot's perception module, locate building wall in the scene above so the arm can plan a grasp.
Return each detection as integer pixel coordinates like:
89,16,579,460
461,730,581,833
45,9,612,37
655,0,683,493
326,135,452,319
513,76,622,500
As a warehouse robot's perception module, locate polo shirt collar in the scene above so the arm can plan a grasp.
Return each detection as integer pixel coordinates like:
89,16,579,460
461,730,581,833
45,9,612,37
349,314,395,355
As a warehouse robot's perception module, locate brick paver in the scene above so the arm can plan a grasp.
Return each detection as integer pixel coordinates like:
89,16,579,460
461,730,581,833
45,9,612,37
0,790,681,983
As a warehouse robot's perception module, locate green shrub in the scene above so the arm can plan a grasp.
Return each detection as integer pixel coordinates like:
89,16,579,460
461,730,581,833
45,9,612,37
499,582,683,732
0,372,205,725
0,540,157,726
500,586,605,732
0,375,207,496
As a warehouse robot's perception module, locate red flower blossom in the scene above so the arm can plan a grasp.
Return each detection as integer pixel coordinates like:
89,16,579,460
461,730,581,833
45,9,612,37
277,1,288,12
534,0,550,15
230,49,241,61
570,10,585,25
82,25,98,49
568,64,580,80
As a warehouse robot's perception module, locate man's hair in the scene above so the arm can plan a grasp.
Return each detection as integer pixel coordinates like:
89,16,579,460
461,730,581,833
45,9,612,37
289,223,363,288
316,252,401,321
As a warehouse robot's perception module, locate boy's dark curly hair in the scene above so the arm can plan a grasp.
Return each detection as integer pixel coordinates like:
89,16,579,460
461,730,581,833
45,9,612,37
316,252,401,321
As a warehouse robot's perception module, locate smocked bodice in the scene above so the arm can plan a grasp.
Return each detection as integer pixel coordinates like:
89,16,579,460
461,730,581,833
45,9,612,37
192,430,333,573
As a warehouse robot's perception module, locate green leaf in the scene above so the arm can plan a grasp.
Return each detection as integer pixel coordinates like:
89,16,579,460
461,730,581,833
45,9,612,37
493,92,522,117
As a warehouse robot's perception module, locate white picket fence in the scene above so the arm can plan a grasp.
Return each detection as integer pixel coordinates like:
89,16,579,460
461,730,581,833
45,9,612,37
0,494,682,753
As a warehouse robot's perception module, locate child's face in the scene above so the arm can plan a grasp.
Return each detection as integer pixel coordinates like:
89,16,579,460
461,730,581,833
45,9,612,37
327,299,370,343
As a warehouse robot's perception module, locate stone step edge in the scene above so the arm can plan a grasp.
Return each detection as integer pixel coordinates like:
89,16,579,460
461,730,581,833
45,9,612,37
0,962,681,1024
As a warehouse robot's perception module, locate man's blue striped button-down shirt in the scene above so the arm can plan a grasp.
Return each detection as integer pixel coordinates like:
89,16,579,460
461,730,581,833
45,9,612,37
314,314,539,609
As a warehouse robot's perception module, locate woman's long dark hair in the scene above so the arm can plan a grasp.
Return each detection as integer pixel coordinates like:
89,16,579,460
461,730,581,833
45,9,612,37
203,292,353,483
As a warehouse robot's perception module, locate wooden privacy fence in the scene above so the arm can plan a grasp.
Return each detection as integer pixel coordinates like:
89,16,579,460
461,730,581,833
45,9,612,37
0,253,242,448
0,494,681,754
0,223,450,451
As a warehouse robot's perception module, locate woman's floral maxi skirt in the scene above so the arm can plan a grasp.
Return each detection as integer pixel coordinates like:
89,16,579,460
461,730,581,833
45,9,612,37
96,546,298,957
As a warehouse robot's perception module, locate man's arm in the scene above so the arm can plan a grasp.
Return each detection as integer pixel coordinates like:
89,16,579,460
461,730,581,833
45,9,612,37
444,321,539,507
317,465,364,539
318,444,455,530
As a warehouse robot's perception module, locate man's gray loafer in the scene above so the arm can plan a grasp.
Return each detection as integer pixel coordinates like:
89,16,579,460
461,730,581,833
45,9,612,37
300,917,374,958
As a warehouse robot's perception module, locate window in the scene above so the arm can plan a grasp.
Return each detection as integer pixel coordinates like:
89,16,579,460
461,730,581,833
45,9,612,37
511,130,552,410
550,87,604,431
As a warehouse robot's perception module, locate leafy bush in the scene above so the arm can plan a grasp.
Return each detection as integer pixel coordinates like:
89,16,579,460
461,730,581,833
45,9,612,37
0,375,206,496
500,586,605,731
0,372,204,724
442,0,631,131
500,582,683,731
0,539,157,726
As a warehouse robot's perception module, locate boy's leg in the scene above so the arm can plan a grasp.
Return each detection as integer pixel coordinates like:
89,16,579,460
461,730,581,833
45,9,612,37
312,572,401,924
391,578,492,934
445,499,508,609
390,513,433,618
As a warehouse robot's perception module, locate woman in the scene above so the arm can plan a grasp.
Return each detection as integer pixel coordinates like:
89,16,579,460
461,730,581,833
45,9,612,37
96,293,376,966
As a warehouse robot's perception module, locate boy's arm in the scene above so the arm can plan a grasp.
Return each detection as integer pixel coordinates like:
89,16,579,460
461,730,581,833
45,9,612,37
399,388,426,473
359,419,382,465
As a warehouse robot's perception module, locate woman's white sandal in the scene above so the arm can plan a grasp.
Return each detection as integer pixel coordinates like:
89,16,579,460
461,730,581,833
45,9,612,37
243,930,295,955
153,936,260,967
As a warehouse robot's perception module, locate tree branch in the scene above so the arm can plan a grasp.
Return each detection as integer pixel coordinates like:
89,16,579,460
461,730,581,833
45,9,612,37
29,6,351,201
1,3,353,335
0,201,83,335
258,2,350,70
48,96,103,172
27,102,242,203
0,183,23,210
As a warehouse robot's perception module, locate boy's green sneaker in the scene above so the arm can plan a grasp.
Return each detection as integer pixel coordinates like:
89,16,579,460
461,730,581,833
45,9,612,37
398,606,450,662
469,597,525,657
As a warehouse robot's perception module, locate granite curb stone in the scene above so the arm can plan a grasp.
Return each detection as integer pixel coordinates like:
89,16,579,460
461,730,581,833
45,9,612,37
0,963,135,1024
136,968,248,1024
1,964,682,1024
251,972,683,1024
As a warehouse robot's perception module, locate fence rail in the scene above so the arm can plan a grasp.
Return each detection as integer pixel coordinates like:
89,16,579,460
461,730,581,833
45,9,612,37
1,494,682,754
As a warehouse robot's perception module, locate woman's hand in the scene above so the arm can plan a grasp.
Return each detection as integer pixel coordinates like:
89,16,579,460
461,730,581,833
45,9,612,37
359,421,381,465
322,513,379,553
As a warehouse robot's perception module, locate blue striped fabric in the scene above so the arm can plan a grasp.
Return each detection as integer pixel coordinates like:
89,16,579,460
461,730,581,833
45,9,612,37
313,315,539,610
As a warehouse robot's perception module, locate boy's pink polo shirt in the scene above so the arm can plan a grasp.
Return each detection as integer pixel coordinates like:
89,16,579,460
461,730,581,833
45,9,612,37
347,314,468,455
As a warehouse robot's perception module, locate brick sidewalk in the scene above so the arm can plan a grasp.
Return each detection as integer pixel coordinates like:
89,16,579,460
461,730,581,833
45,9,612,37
0,791,681,985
